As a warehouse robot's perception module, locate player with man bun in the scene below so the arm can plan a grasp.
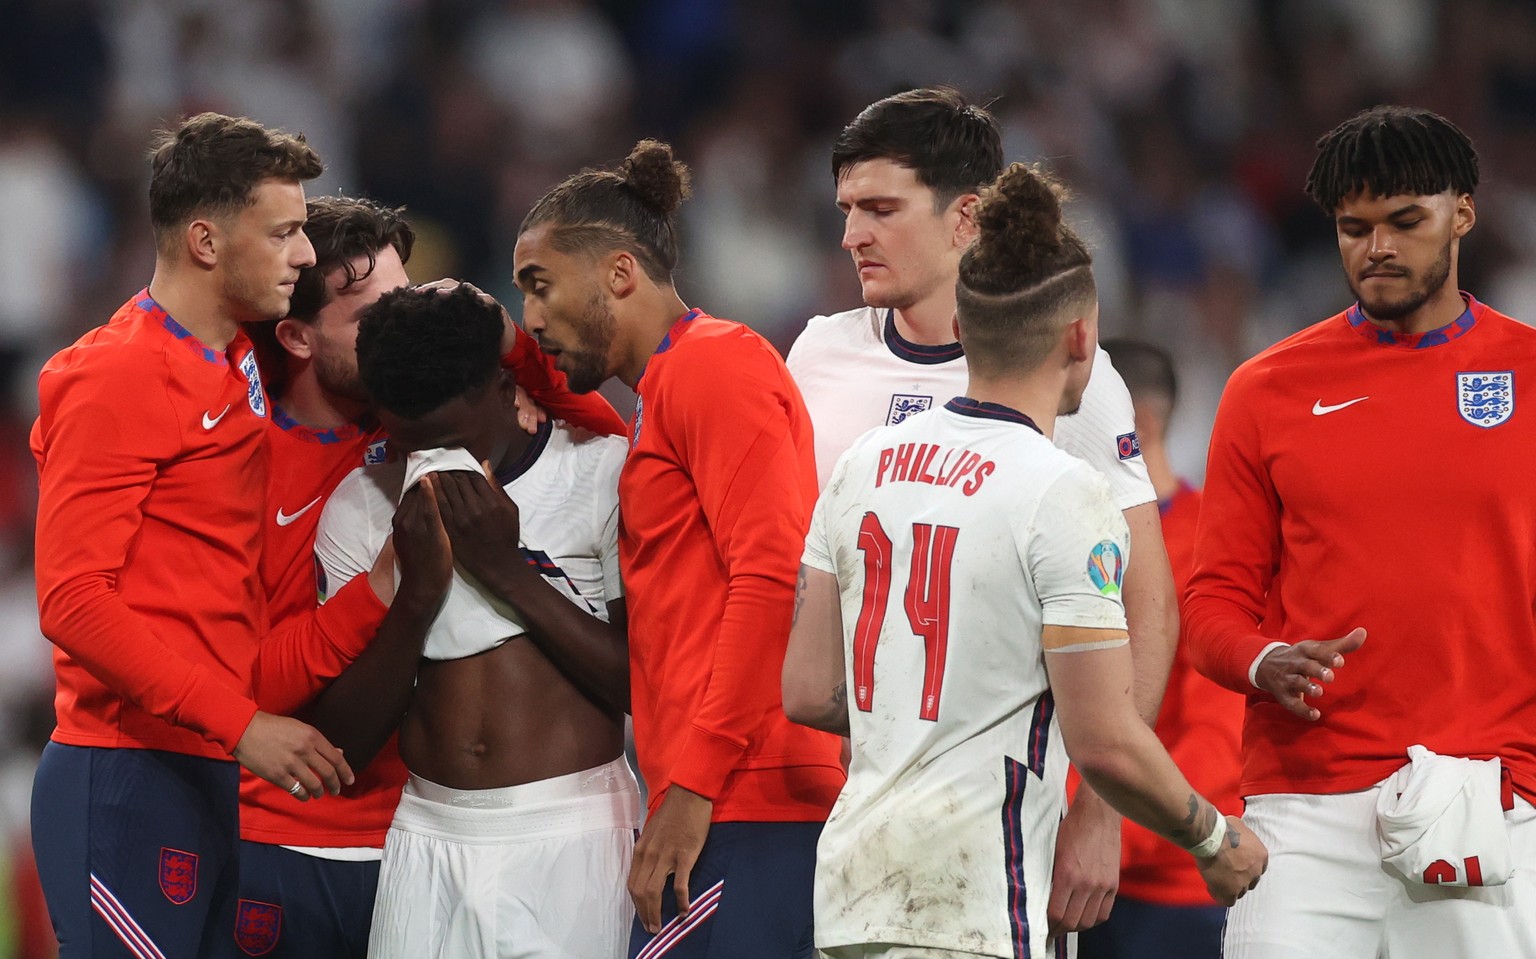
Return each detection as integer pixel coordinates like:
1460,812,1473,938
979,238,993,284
786,161,1267,959
515,139,844,958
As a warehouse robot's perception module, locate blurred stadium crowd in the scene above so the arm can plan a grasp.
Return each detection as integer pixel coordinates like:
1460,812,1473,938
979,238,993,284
2,0,1535,953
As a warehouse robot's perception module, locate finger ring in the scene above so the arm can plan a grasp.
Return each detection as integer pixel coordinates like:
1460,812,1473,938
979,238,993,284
288,781,306,797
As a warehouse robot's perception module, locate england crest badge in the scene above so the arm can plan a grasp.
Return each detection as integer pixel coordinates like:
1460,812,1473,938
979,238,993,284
887,393,933,425
240,351,268,418
235,899,282,956
159,847,198,904
1457,371,1514,428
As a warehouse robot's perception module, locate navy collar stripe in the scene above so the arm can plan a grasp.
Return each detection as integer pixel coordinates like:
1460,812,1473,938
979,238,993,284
944,397,1043,434
884,310,965,365
494,418,553,486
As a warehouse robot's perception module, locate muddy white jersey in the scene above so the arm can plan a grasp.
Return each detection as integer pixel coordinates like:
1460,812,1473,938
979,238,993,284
802,397,1130,957
786,306,1153,510
314,421,625,659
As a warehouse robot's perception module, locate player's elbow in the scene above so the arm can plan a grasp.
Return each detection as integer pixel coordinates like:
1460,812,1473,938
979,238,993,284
1070,742,1143,796
37,574,110,644
780,676,821,728
1061,714,1146,795
781,670,842,733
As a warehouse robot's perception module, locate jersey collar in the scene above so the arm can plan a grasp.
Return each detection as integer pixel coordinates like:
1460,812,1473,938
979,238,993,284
884,310,965,365
944,396,1044,434
636,308,703,387
493,418,553,486
1345,293,1480,349
270,402,376,445
138,290,231,366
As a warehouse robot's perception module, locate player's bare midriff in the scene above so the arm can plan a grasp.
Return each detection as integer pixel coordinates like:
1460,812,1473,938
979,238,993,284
399,635,624,791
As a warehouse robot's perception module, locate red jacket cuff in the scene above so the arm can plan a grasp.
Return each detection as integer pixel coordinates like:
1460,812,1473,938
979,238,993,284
179,667,260,753
667,725,750,801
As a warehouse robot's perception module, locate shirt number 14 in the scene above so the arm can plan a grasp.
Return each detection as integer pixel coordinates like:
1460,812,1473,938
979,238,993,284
853,512,958,721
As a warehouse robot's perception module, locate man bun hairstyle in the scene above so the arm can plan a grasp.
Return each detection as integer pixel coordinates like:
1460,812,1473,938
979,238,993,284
832,87,1003,210
288,196,415,323
356,285,504,419
956,162,1096,376
520,138,692,282
1305,106,1479,214
148,112,323,250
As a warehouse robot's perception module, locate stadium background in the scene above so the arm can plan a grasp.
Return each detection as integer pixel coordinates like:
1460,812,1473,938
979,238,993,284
1,0,1533,953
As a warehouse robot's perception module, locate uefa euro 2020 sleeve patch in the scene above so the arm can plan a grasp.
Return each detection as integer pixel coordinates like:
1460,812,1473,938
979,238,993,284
1087,540,1124,596
1116,431,1141,460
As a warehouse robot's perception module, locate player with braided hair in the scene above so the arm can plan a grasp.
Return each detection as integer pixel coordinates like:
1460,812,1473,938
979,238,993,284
1188,106,1536,957
785,161,1266,959
515,140,844,959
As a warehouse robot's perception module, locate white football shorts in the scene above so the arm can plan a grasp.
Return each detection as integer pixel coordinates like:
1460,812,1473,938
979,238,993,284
1225,778,1536,958
367,757,641,959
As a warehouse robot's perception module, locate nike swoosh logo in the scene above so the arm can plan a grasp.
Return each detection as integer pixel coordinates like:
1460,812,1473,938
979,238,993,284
1313,397,1369,415
202,405,231,429
275,497,322,527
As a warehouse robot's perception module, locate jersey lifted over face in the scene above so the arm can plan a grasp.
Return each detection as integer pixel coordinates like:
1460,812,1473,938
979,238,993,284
803,397,1130,958
314,421,625,658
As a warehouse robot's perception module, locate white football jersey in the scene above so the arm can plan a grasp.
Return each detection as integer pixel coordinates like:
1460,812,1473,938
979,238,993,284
803,398,1130,957
314,422,626,659
786,306,1154,509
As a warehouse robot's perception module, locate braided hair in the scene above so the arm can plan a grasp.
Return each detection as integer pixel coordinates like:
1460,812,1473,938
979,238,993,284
956,162,1096,376
520,139,692,282
1305,106,1479,214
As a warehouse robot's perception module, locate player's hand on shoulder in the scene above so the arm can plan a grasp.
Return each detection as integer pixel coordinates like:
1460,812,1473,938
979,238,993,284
1254,627,1365,721
391,479,453,607
514,385,549,434
431,463,523,589
1195,815,1268,906
233,711,355,801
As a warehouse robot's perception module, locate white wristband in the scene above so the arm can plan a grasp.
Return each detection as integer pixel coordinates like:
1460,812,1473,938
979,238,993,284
1185,811,1228,859
1248,642,1290,689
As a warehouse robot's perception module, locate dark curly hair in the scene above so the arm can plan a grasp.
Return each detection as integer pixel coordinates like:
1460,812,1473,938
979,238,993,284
288,196,415,322
356,285,504,419
832,87,1003,210
1305,106,1479,214
148,112,323,250
519,139,691,282
956,162,1096,376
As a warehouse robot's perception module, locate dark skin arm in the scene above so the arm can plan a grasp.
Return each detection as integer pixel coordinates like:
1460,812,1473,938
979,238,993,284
431,466,630,715
303,481,453,773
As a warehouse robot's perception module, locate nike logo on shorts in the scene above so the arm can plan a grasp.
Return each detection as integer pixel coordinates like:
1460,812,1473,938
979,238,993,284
202,405,231,429
1312,397,1369,415
275,497,322,527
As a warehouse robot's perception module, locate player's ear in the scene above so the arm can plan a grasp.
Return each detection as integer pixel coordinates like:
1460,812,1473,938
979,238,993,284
1453,193,1476,238
1064,315,1094,363
186,218,218,269
952,193,981,249
494,368,518,408
609,250,640,299
274,318,313,359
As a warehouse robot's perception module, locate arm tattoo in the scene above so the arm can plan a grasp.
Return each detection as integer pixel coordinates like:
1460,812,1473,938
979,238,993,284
792,565,808,627
815,683,850,736
1168,793,1216,847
